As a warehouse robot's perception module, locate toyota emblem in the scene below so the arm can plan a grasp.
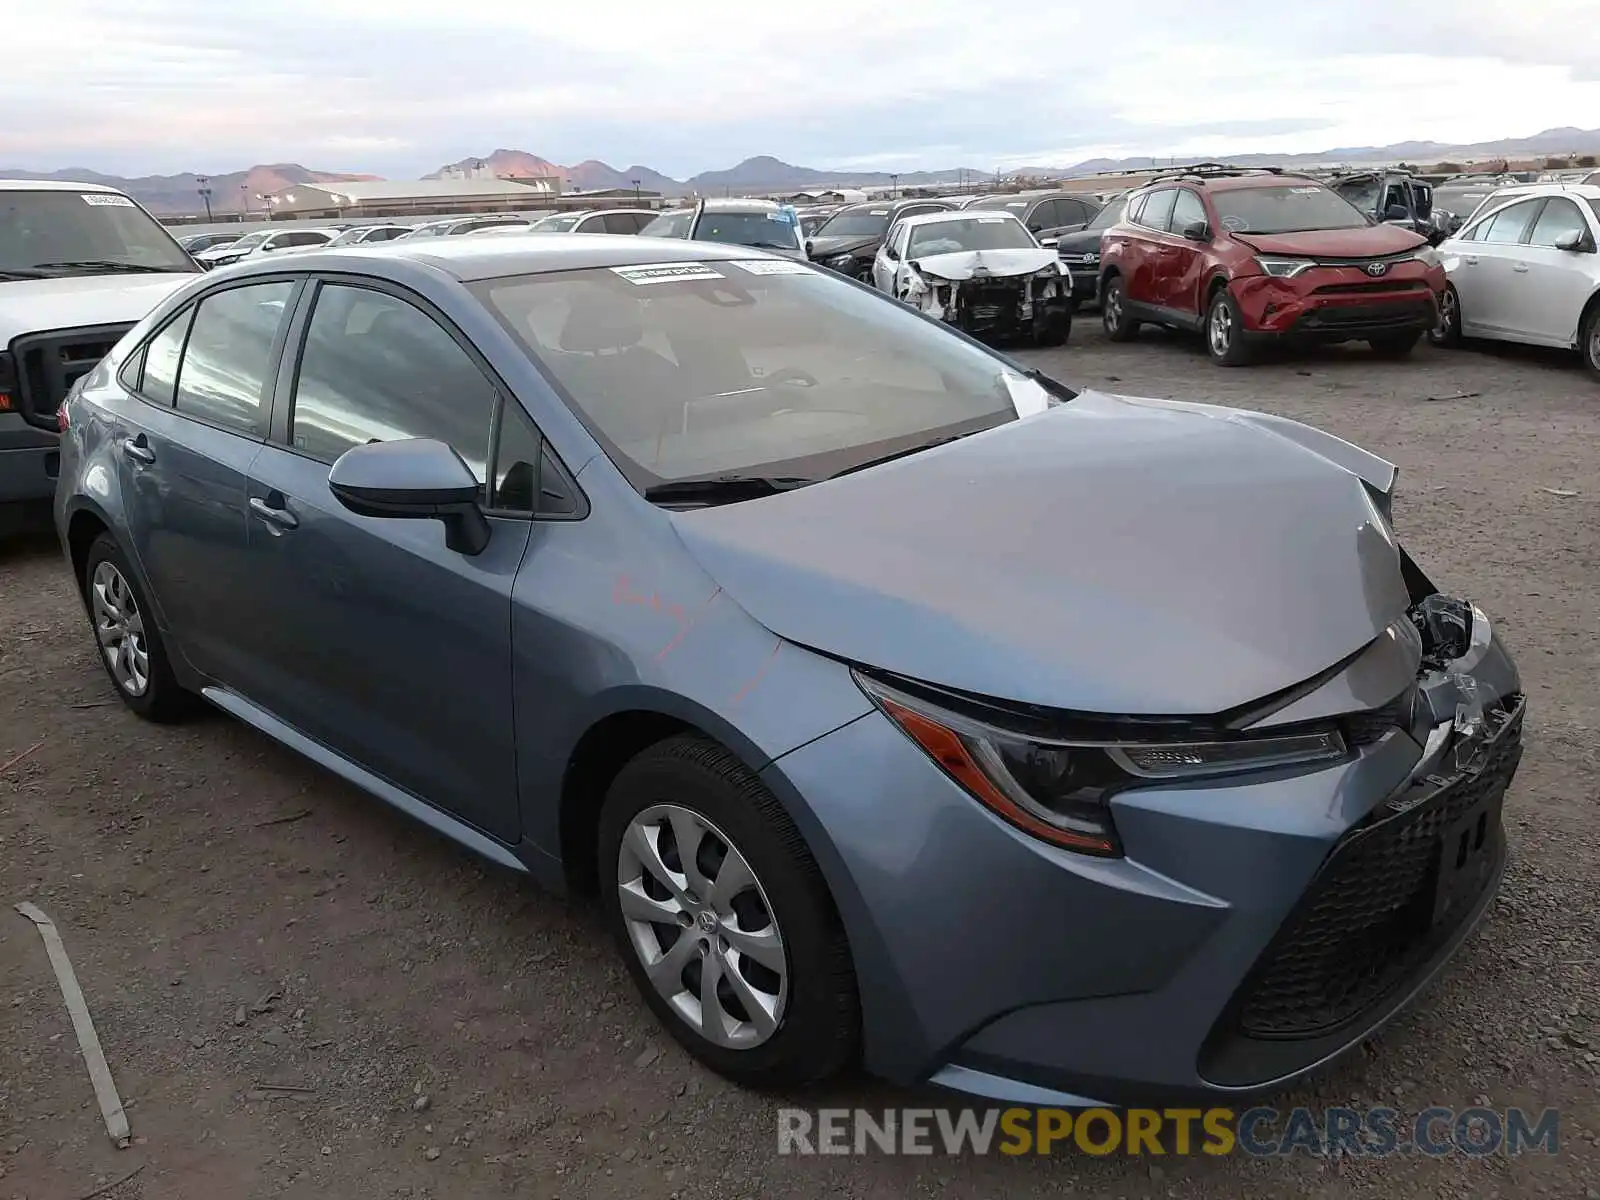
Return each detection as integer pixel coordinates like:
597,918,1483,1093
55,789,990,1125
1365,261,1389,277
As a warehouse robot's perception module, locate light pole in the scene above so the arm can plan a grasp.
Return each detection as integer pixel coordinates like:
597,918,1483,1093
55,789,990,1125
239,183,249,216
196,175,213,221
631,178,640,204
890,173,899,198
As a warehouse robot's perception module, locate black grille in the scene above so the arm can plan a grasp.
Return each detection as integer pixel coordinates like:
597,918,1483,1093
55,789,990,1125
1312,281,1426,295
10,326,131,431
1230,697,1523,1039
1295,300,1434,332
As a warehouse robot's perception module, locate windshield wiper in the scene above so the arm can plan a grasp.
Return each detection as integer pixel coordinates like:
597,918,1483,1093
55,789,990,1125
29,260,176,274
743,241,798,251
830,435,967,479
644,474,816,505
0,267,52,280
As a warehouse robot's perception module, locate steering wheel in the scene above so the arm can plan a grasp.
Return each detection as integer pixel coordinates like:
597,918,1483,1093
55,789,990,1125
765,367,819,389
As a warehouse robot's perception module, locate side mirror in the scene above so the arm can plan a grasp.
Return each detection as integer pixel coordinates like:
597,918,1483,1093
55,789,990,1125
1039,236,1059,248
1554,229,1589,252
1383,204,1410,222
804,239,814,257
1181,220,1210,242
328,438,490,556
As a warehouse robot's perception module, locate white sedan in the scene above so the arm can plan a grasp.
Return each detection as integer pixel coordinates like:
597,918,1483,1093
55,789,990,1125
1430,182,1600,379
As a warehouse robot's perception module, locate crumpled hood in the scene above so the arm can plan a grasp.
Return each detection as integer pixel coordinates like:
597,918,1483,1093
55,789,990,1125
806,234,879,260
671,390,1409,715
1231,223,1425,258
0,274,195,344
910,247,1059,281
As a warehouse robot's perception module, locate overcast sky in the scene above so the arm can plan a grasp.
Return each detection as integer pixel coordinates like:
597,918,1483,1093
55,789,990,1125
6,0,1600,179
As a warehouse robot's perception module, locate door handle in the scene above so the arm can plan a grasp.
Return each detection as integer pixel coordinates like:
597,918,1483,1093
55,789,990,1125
121,436,155,465
1512,263,1529,273
249,496,299,530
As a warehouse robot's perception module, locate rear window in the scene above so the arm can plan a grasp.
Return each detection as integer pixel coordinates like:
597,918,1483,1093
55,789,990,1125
1211,185,1369,234
908,216,1035,254
640,210,693,238
692,211,801,252
814,207,893,237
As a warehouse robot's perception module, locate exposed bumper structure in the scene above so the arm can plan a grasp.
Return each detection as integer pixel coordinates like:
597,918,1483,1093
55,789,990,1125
764,583,1523,1107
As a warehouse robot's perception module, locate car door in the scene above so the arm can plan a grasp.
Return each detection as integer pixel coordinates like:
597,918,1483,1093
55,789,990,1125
1497,197,1597,345
1162,188,1211,319
113,278,297,683
240,279,531,842
873,222,906,291
1454,198,1543,337
1122,188,1177,312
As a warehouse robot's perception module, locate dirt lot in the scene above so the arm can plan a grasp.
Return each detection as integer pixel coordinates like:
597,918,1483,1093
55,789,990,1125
2,325,1598,1200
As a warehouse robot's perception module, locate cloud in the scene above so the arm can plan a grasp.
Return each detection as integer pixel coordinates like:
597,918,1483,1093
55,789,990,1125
5,0,1600,177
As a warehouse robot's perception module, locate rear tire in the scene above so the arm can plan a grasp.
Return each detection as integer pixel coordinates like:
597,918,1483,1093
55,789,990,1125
1428,285,1462,348
81,534,196,723
1101,277,1138,342
1204,290,1252,366
1033,308,1071,347
1581,304,1600,383
1369,332,1421,360
598,735,860,1090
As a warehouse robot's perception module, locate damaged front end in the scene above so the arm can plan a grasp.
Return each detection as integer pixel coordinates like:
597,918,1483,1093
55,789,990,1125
904,250,1073,344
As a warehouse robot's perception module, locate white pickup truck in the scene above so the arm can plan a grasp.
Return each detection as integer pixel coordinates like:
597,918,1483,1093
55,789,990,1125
1,180,199,518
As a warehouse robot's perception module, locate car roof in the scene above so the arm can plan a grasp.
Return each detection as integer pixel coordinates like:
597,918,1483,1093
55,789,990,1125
1474,181,1600,201
700,198,780,212
219,232,794,283
0,178,126,194
897,210,1027,229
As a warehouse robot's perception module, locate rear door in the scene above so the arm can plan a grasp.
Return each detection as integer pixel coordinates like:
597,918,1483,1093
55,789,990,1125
1455,198,1543,336
114,278,298,683
240,278,529,842
1499,197,1597,345
1122,188,1177,311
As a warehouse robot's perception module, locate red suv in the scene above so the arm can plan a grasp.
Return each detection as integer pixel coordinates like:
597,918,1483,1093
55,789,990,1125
1098,166,1446,365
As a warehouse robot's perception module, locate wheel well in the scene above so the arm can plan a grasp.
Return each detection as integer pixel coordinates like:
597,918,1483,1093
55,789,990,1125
66,511,108,596
1206,274,1230,305
1578,288,1600,348
1099,265,1120,285
559,710,693,895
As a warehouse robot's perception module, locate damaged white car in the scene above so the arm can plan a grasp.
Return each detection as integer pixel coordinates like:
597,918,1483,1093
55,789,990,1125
871,210,1073,345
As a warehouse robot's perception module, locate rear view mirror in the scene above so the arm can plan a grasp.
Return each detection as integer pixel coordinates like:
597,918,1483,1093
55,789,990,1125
1181,220,1210,242
328,438,490,555
1554,230,1589,252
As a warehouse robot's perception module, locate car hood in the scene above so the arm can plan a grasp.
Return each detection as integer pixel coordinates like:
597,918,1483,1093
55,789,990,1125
1053,228,1104,255
910,247,1059,281
670,390,1408,715
1230,224,1426,258
0,274,195,344
807,234,880,259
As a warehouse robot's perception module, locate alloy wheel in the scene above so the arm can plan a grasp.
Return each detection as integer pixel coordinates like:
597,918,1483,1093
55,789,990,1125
616,804,788,1049
1103,285,1123,332
1208,300,1234,357
90,561,150,697
1588,320,1600,373
1434,287,1458,342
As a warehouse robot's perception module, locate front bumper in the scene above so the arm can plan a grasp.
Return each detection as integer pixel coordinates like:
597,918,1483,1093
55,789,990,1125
0,417,60,505
764,595,1523,1106
1057,259,1101,304
1235,269,1443,343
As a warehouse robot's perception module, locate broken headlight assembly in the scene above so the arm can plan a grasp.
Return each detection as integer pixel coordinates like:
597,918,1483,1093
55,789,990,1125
855,672,1347,857
825,253,858,271
1255,256,1317,279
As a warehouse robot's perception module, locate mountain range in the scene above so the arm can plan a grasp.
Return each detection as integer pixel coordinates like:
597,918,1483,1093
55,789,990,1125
9,126,1600,215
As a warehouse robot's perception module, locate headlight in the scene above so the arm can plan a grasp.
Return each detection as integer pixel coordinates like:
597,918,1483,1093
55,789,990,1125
1255,257,1316,279
856,672,1348,857
1409,247,1443,268
825,253,856,270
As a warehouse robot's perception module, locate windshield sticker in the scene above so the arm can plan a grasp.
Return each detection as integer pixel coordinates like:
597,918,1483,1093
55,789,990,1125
1221,215,1249,231
766,212,795,223
82,193,135,207
975,216,1008,223
869,209,889,215
611,262,726,285
730,259,814,275
1289,186,1322,194
1006,201,1027,207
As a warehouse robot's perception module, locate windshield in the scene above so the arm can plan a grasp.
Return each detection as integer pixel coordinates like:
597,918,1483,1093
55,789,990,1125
327,228,369,246
1332,178,1382,215
640,210,693,238
909,216,1035,254
814,206,892,237
1211,185,1369,234
691,210,800,251
471,262,1027,490
0,190,196,274
530,214,582,233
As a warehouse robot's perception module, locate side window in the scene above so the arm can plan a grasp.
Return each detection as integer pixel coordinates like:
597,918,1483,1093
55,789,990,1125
601,212,638,235
175,282,294,433
1528,198,1588,248
1125,193,1149,225
489,402,583,518
1138,189,1178,232
1170,189,1208,233
1478,199,1542,244
1028,200,1062,231
629,213,654,233
289,284,496,482
141,309,193,406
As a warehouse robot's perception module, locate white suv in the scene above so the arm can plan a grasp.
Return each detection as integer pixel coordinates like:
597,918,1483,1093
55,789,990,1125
1430,182,1600,380
1,181,199,516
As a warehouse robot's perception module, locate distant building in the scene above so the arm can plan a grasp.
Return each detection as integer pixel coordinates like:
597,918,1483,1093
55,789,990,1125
559,186,665,209
262,177,562,219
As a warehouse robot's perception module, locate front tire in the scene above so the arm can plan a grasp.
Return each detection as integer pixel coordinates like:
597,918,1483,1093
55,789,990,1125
1032,307,1071,347
598,735,859,1089
1205,289,1252,366
1428,285,1462,348
81,534,195,722
1369,331,1421,359
1581,304,1600,382
1101,276,1139,341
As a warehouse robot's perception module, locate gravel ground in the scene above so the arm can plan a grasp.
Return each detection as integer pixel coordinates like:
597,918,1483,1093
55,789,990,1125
1,324,1598,1200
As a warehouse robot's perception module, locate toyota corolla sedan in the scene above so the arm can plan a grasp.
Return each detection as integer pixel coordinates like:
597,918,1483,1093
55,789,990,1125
54,235,1525,1106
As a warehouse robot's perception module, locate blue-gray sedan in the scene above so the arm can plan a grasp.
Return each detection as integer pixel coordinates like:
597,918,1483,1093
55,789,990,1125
53,235,1525,1106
